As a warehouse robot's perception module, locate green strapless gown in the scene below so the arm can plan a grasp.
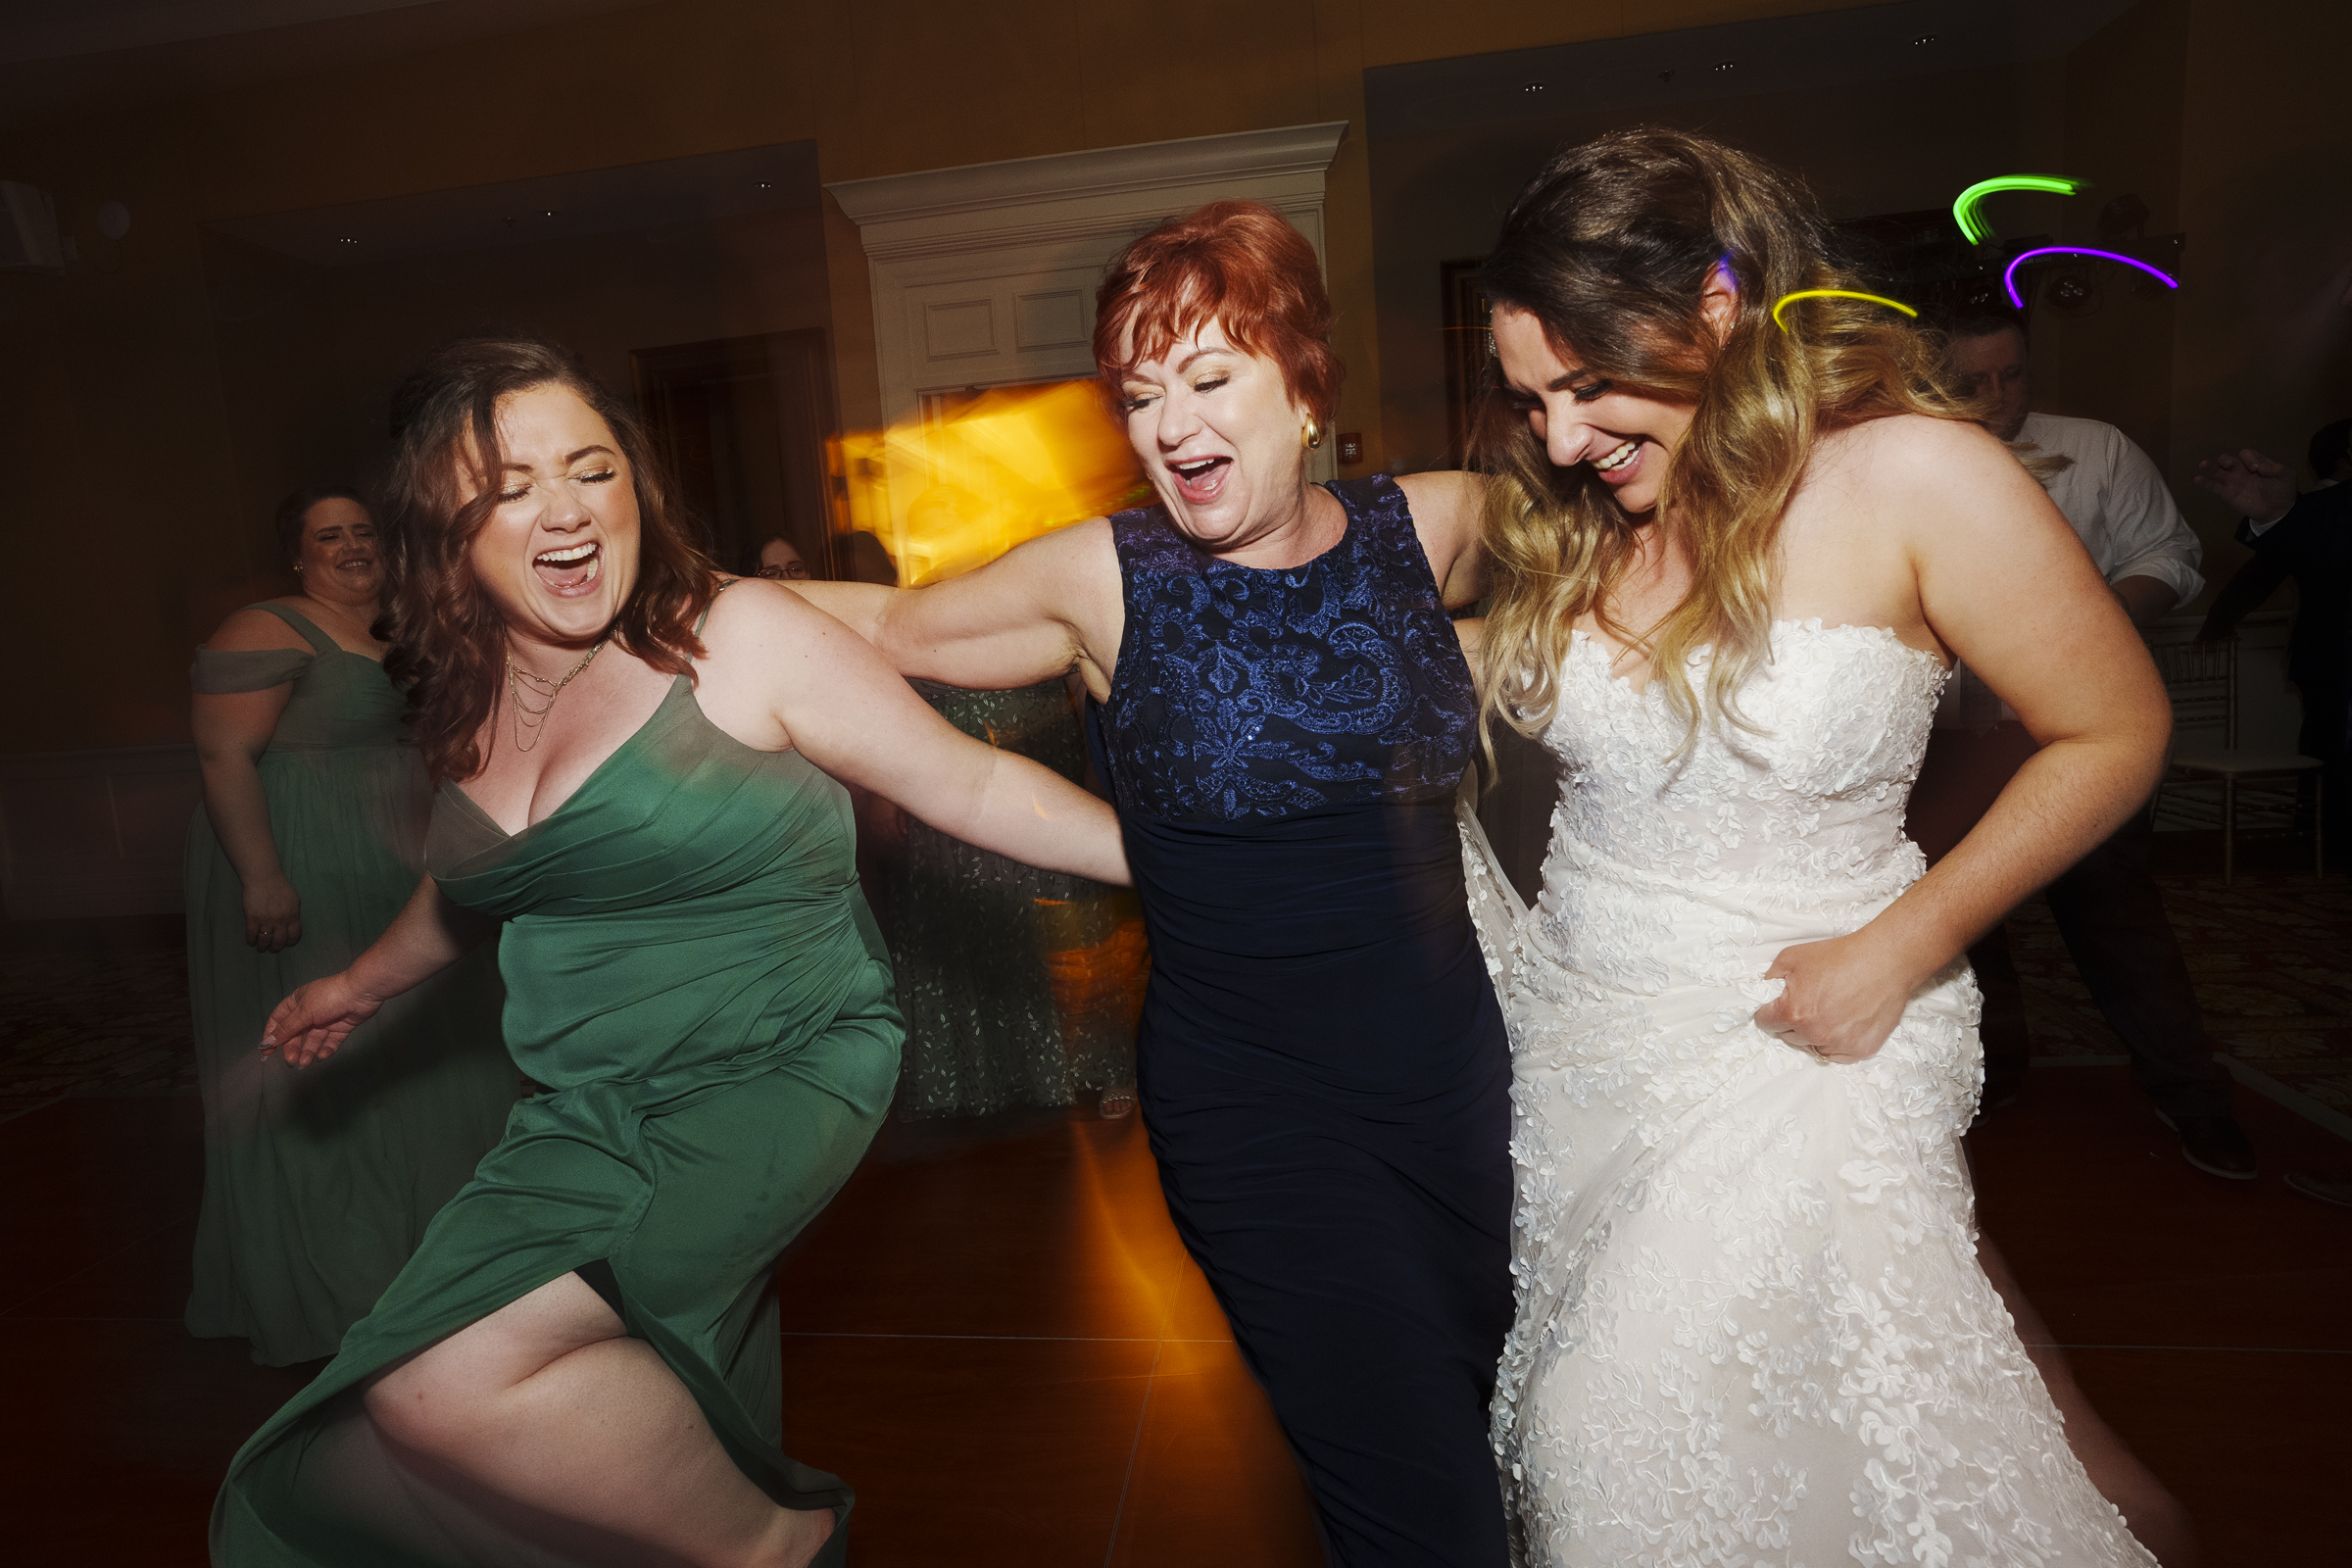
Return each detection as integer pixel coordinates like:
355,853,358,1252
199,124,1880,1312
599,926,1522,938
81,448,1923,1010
186,603,515,1367
211,670,902,1566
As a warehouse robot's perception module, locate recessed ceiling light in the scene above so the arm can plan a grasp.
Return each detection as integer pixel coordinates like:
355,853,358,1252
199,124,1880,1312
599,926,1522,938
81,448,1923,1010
1523,82,1544,93
1712,60,1736,72
1915,34,1938,45
757,180,773,189
337,236,358,246
542,210,558,219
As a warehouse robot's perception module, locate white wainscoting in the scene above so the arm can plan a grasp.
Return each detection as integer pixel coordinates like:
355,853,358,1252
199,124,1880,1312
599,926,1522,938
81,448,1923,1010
1,745,201,919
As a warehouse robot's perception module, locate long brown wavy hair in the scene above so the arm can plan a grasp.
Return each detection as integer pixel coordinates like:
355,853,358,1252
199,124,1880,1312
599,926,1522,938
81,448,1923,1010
1474,128,1979,757
380,334,717,782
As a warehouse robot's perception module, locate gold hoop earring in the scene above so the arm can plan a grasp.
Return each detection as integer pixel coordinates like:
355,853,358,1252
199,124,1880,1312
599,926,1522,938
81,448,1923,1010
1301,418,1323,451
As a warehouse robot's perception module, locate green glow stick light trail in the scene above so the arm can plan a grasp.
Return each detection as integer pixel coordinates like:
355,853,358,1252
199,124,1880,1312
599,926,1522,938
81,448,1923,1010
1952,174,2086,245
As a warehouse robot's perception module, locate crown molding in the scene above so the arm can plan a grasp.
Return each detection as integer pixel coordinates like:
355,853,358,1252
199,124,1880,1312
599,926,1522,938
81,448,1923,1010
829,122,1347,261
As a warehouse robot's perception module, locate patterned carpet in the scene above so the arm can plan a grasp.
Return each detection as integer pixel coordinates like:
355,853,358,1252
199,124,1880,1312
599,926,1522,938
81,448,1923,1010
0,916,195,1122
2009,863,2352,1123
5,860,2349,1131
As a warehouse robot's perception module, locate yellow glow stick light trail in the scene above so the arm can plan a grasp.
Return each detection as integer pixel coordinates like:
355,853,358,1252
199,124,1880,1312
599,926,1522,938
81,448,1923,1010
1952,174,2085,245
1771,290,1918,332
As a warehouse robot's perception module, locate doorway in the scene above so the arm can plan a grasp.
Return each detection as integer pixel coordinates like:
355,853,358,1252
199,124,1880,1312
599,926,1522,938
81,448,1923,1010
631,330,838,579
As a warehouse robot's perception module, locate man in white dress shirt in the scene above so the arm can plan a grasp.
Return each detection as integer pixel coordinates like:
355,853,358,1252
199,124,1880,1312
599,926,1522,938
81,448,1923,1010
1905,313,2256,1180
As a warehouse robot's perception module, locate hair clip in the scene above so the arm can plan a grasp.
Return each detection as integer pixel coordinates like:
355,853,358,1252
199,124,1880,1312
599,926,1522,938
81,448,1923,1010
1770,290,1919,332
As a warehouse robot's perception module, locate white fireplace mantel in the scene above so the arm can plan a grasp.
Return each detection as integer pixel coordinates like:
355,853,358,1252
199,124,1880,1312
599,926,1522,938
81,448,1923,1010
828,122,1348,472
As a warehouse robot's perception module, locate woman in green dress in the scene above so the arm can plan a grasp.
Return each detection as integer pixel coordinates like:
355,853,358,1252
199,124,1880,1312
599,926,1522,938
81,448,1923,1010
186,487,514,1367
214,336,1126,1568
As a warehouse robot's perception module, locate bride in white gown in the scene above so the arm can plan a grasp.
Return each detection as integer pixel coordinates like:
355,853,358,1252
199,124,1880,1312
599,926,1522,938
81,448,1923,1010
1458,130,2180,1566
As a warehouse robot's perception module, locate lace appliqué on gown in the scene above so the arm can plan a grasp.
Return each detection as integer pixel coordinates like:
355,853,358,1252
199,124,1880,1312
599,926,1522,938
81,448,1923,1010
1465,621,2155,1568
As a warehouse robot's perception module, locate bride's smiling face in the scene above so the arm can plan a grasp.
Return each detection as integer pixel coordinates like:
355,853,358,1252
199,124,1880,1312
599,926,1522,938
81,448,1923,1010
1490,305,1697,517
460,382,641,652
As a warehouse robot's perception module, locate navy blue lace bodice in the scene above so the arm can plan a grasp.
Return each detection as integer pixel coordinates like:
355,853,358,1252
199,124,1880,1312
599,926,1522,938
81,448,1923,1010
1098,474,1476,822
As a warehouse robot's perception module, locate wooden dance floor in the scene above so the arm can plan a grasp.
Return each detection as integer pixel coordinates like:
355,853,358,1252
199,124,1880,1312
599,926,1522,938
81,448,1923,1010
1,885,2346,1564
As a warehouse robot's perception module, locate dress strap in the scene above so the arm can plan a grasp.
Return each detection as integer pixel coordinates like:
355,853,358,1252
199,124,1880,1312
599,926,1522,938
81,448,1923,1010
693,576,741,636
253,602,342,656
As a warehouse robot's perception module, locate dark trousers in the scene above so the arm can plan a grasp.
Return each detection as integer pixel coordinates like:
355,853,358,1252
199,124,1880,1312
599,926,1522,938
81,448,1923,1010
1971,805,2232,1118
1908,725,2232,1121
2291,672,2348,866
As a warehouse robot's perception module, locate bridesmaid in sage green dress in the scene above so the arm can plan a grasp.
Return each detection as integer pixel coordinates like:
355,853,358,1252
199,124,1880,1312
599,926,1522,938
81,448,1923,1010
214,337,1126,1568
186,489,514,1367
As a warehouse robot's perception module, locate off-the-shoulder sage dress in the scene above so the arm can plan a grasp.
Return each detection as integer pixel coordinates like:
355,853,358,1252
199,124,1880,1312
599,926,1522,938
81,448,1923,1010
211,662,901,1566
185,602,514,1367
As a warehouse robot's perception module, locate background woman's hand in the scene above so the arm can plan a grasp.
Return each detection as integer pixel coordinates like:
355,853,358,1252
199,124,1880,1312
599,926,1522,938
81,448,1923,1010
1752,929,1927,1064
243,874,303,953
262,972,382,1066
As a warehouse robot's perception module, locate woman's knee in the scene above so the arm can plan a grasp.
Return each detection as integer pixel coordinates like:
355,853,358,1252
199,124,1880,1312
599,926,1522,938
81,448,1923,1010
364,1351,489,1457
363,1271,625,1456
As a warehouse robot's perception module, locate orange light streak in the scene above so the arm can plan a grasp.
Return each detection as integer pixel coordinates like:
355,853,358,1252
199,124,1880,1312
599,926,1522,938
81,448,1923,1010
827,379,1149,587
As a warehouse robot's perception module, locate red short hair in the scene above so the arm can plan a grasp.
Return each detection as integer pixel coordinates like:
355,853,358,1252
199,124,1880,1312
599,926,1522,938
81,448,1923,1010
1093,200,1342,424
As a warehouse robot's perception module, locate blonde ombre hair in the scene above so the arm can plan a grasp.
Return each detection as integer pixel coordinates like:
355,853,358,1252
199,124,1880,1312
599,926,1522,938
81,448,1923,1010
1475,128,1980,757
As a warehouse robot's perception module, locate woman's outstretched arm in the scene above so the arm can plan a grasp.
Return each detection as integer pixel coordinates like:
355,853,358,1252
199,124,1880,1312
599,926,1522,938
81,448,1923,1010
1755,417,2171,1062
700,580,1129,887
264,876,496,1065
784,517,1124,698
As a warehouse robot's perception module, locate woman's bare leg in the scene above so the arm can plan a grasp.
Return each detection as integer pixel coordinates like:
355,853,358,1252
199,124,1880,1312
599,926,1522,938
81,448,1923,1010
1978,1235,2201,1566
364,1272,833,1568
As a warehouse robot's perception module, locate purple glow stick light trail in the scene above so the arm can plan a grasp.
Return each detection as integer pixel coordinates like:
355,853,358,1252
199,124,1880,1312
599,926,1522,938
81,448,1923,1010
2002,246,2180,310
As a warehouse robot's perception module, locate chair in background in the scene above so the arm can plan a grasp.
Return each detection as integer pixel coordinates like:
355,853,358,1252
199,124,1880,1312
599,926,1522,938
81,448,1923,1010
2150,635,2324,883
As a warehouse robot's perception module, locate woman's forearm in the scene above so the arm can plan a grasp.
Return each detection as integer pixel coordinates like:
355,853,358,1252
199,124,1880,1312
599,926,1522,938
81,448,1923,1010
1879,729,2163,983
345,877,493,1003
197,751,288,891
922,751,1130,886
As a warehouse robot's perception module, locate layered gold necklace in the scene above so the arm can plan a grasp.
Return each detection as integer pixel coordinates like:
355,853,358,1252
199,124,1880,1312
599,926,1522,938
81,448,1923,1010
504,638,609,753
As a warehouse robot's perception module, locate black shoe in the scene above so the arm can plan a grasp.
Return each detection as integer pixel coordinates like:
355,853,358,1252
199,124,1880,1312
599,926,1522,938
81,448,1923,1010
2284,1170,2352,1208
2154,1110,2258,1180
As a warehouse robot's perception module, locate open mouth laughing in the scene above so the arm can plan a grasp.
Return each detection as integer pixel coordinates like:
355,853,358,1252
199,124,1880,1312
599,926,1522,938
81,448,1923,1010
533,539,602,595
1592,438,1642,480
1169,455,1231,506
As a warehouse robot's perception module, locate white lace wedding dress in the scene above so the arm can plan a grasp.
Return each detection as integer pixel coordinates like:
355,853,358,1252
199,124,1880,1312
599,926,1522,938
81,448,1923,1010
1460,620,2155,1568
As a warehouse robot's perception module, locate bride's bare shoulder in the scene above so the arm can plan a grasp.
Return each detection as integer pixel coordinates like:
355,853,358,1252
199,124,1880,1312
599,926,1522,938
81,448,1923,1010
1821,413,2016,481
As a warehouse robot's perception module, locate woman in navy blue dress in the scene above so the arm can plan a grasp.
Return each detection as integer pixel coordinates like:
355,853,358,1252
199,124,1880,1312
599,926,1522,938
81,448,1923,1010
797,200,1511,1566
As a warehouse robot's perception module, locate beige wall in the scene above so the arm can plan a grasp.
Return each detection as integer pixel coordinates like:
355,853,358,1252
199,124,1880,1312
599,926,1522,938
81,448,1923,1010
2169,0,2352,604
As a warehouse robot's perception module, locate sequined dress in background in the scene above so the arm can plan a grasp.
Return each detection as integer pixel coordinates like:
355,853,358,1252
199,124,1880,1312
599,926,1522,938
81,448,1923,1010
886,678,1143,1117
